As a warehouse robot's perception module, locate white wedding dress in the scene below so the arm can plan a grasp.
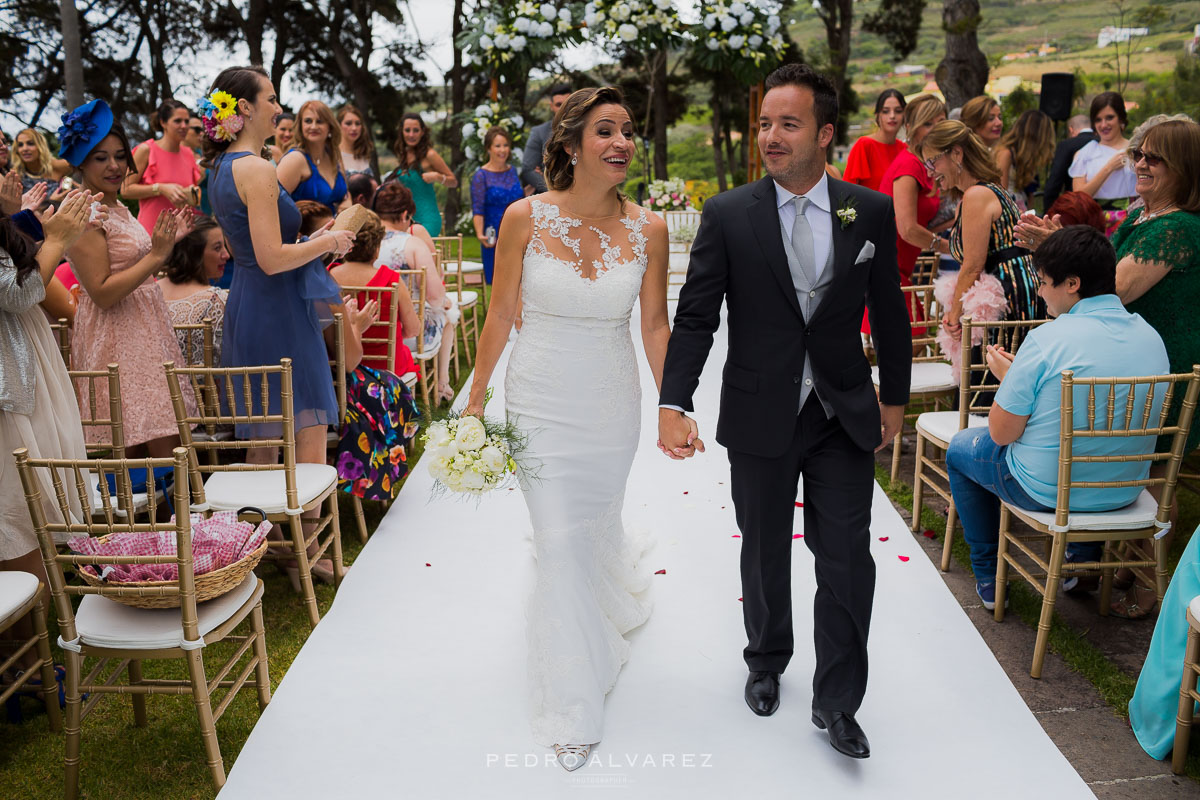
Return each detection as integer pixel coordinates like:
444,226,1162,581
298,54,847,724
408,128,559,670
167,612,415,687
504,199,654,746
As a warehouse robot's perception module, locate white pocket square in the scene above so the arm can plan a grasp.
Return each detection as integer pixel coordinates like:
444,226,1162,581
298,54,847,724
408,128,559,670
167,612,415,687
854,241,875,264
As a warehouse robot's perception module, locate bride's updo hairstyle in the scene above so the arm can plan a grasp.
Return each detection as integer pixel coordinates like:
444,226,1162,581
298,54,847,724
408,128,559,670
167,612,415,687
201,65,270,163
542,86,636,192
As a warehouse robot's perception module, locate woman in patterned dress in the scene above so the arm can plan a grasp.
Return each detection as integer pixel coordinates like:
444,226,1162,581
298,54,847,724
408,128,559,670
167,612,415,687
919,120,1044,349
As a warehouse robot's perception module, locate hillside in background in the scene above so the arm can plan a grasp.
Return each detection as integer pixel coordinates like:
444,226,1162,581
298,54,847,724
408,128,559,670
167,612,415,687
786,0,1200,99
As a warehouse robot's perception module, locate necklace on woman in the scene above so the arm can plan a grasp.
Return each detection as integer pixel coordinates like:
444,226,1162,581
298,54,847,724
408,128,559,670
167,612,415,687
1136,203,1178,224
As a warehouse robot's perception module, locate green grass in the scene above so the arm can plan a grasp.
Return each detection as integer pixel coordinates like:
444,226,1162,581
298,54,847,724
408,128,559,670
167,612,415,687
875,462,1200,778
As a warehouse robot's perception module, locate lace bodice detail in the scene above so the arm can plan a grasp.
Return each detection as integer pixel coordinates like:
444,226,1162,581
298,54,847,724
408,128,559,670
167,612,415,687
520,199,648,322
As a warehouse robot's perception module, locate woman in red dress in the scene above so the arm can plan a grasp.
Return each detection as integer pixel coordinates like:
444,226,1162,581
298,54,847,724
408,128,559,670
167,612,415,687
843,88,907,191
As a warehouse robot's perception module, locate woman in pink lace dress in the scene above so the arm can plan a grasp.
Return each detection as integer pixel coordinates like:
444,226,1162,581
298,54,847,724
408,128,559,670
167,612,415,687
63,108,197,454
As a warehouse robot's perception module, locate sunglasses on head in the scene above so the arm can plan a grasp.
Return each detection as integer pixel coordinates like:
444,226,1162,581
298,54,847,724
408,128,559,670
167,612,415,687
1129,147,1163,168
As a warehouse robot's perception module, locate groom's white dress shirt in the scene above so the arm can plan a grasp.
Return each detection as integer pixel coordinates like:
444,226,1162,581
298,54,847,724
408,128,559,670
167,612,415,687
774,172,833,280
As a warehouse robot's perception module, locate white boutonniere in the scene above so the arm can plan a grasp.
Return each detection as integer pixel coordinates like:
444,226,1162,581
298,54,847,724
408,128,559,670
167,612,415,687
836,198,858,229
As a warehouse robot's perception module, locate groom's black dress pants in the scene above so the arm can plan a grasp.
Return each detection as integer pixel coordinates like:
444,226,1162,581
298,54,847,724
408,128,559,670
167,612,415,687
728,395,876,714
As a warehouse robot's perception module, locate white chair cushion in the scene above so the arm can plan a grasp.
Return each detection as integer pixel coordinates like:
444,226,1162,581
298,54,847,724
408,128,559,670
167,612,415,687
0,571,39,621
91,478,154,513
202,463,338,514
458,290,478,307
399,372,418,388
915,410,987,445
1188,594,1200,624
1011,489,1161,532
873,362,956,394
450,260,484,274
74,573,258,651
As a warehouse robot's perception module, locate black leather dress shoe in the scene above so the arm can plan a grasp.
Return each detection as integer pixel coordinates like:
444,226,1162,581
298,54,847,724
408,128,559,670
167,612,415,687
811,707,870,758
744,671,780,716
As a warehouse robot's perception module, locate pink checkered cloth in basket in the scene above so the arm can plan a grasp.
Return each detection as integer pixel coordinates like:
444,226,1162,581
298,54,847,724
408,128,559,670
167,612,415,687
69,511,270,583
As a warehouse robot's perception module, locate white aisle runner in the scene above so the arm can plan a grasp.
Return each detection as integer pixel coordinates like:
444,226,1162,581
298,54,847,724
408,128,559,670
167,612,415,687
220,306,1094,799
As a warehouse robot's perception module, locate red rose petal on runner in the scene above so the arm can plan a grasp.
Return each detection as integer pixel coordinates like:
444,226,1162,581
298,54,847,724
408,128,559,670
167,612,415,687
898,556,910,562
654,569,666,575
731,534,741,538
737,597,743,602
795,502,803,507
878,536,889,542
793,533,803,539
425,563,431,567
922,529,937,539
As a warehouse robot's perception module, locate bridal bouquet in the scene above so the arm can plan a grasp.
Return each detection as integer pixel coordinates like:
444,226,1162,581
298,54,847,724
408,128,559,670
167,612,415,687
421,391,530,497
647,177,691,212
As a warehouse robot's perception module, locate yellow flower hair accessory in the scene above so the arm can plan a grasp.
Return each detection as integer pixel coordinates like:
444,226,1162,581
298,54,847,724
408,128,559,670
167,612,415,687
209,90,238,121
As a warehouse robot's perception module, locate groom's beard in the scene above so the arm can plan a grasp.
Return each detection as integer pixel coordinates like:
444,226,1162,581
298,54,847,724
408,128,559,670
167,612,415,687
761,144,827,187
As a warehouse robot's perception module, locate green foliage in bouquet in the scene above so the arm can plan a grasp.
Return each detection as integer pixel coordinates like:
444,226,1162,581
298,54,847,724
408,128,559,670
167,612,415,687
456,1,587,85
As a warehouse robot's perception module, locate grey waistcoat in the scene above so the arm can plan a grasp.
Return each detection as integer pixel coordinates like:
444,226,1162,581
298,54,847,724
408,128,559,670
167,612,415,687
780,215,836,417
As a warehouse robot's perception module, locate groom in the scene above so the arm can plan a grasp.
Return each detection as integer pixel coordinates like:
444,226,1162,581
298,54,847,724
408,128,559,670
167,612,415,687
658,63,910,759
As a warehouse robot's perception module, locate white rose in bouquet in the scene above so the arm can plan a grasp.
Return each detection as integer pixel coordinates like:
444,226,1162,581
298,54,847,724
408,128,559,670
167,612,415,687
494,32,512,49
538,21,554,37
510,114,525,128
739,10,755,25
618,22,639,41
426,421,452,448
615,3,632,21
455,415,488,450
511,34,527,51
720,15,737,32
749,33,763,47
558,18,571,32
559,7,572,22
653,0,672,9
706,36,720,50
703,13,717,29
475,104,492,117
479,34,494,51
484,18,497,34
461,470,487,491
464,145,476,160
730,2,746,15
767,14,780,32
479,445,507,473
729,34,745,49
462,122,477,139
514,16,532,32
541,3,558,20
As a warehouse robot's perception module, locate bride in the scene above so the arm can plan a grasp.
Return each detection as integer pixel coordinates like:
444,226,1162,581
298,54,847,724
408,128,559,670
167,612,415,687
465,87,689,770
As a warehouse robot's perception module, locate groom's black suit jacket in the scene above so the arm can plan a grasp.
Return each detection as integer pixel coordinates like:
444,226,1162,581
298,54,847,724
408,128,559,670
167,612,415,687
660,176,911,458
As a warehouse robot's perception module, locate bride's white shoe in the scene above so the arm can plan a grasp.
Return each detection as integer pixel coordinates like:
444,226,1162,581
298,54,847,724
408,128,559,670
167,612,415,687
553,743,593,772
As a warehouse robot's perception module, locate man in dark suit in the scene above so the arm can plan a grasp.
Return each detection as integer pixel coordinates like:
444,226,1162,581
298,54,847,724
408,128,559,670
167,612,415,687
657,64,911,759
520,83,573,194
1042,114,1097,209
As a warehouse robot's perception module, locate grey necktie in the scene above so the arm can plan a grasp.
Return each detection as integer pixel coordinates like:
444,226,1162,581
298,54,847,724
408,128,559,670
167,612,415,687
791,196,817,286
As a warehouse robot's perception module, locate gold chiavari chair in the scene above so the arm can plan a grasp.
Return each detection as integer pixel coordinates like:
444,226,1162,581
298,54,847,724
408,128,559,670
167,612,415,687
393,268,438,410
0,571,61,731
13,447,270,797
996,367,1200,678
1173,602,1200,773
48,316,71,368
911,316,1046,572
164,358,343,629
873,283,957,484
171,318,226,466
435,233,483,361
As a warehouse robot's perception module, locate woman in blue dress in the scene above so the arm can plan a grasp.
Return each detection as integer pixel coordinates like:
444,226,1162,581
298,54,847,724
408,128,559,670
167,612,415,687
470,127,525,284
277,99,348,215
386,113,456,236
202,67,356,587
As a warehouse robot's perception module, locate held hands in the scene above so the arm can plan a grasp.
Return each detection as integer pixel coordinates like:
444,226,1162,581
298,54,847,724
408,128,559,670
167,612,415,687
657,408,705,460
161,183,193,207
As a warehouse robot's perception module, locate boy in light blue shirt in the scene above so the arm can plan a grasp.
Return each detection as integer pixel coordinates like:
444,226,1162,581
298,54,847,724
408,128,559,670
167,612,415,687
945,225,1169,610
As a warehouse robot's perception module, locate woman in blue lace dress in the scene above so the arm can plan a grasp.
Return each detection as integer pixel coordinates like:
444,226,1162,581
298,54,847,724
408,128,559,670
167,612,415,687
203,67,356,586
471,127,525,284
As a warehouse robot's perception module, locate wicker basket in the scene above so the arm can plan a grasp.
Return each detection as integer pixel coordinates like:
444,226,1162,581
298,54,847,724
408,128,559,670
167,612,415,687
77,538,269,610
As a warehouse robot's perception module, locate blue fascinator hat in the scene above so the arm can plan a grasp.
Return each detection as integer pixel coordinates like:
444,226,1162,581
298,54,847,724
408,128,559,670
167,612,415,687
57,99,115,167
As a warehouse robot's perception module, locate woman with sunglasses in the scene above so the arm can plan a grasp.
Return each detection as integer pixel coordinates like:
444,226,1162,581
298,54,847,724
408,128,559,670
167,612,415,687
919,120,1043,372
1016,120,1200,620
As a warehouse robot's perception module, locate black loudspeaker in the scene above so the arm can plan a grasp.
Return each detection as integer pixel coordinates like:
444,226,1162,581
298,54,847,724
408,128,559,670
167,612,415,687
1039,73,1075,122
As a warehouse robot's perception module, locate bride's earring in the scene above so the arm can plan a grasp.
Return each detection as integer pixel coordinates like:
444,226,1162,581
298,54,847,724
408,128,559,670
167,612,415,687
570,154,578,166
